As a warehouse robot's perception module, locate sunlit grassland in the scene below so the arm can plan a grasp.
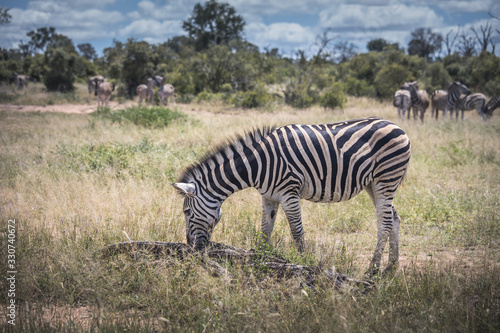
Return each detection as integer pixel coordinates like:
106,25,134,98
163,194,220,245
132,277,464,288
0,98,499,332
0,82,94,106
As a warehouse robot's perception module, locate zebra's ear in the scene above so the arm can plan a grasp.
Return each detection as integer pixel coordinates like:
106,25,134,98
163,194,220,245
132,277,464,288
172,183,196,197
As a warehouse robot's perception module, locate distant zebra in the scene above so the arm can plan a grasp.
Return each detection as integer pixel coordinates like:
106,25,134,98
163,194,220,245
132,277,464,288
485,95,500,118
455,93,487,120
393,90,411,122
88,75,104,94
485,95,500,119
154,76,176,107
401,82,429,123
94,77,113,108
430,90,448,120
446,81,471,120
136,78,156,105
173,117,411,277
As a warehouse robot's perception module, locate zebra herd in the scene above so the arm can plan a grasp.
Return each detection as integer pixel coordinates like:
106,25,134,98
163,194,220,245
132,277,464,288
173,117,411,277
394,81,499,122
136,75,175,107
87,75,175,108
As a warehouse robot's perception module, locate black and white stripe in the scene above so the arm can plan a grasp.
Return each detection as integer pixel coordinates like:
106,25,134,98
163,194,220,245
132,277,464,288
401,81,429,123
393,89,412,122
173,117,411,276
430,90,448,120
455,93,487,120
447,81,471,120
485,95,500,119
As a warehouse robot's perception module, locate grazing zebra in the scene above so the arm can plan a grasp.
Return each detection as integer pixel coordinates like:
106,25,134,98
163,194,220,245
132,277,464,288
485,95,500,119
446,81,471,120
393,90,411,122
94,77,113,108
430,90,448,120
173,117,411,277
401,82,429,123
455,93,487,120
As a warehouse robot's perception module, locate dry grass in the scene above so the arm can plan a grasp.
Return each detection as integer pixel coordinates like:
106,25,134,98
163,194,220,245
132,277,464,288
0,91,499,332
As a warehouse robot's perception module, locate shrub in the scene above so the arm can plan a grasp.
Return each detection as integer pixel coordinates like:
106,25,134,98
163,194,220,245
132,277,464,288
231,88,272,108
320,82,346,110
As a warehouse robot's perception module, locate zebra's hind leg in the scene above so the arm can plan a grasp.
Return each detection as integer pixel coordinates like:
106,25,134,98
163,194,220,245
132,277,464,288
281,195,305,251
261,197,279,244
364,183,395,278
385,207,400,275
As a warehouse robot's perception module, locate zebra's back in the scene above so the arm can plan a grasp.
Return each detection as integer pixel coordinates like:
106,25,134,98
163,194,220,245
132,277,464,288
261,118,411,203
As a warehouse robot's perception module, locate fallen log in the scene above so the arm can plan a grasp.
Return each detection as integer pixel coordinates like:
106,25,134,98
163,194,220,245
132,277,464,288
100,241,373,291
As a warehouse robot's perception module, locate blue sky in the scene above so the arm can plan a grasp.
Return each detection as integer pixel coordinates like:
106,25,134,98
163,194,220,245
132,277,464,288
1,0,499,57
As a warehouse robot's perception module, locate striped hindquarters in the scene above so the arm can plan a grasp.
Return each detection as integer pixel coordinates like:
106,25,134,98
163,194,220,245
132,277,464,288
431,90,448,111
456,93,486,118
262,118,411,203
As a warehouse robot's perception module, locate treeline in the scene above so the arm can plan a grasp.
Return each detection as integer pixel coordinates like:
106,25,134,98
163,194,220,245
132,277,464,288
1,1,499,109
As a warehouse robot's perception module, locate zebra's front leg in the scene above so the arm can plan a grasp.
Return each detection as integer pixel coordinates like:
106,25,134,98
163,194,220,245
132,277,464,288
281,195,305,251
261,197,279,244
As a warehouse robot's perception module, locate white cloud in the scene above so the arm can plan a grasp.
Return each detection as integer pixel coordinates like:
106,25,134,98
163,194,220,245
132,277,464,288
246,22,316,51
118,19,184,41
128,0,197,21
318,4,444,30
432,0,495,13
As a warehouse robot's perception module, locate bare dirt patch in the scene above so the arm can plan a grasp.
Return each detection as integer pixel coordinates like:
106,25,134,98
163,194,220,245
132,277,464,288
0,101,133,114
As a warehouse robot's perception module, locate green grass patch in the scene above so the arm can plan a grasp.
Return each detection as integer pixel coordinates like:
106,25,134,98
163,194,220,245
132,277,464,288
93,105,187,128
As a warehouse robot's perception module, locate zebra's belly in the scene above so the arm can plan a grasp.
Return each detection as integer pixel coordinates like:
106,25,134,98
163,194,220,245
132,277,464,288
299,176,370,203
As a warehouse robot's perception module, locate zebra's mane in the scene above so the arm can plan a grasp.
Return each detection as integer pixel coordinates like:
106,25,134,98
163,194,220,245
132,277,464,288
177,125,277,185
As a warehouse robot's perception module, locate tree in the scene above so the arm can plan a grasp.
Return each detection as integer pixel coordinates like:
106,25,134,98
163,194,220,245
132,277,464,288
77,43,97,61
43,46,83,92
121,39,155,97
0,7,11,24
471,22,495,54
367,38,399,52
26,27,57,52
408,28,443,60
458,31,476,57
374,63,413,99
443,27,459,56
182,0,245,51
333,41,357,63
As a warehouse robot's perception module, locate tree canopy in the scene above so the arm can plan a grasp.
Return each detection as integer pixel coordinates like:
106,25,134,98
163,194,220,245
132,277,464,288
408,28,443,61
182,0,245,51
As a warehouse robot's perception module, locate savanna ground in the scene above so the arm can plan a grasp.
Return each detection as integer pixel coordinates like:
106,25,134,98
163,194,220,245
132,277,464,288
0,83,499,332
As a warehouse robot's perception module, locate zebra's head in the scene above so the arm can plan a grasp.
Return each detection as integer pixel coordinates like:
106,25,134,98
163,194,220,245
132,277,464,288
401,81,418,92
172,182,222,249
448,81,471,95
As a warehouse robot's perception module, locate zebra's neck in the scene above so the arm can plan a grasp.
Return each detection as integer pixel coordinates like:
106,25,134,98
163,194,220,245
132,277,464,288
182,131,271,202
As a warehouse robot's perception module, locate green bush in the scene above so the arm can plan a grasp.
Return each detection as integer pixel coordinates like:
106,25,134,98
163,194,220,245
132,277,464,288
231,88,272,108
320,82,346,110
93,106,187,128
344,77,376,97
